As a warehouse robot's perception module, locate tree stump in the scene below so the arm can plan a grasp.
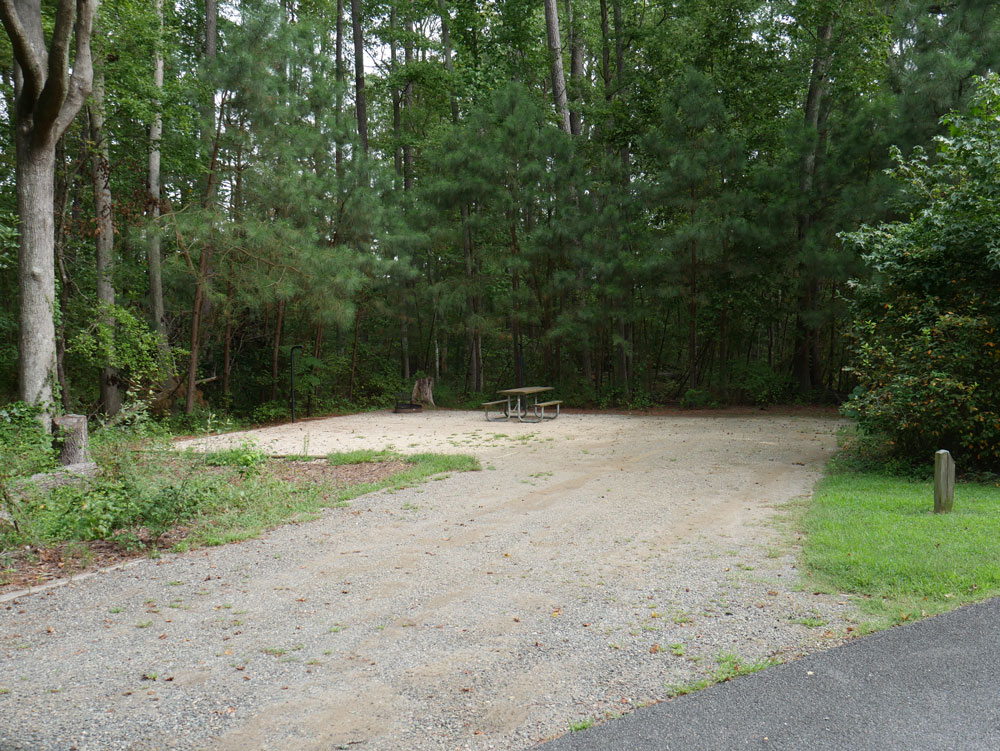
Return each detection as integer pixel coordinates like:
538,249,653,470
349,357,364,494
52,414,92,466
411,377,435,407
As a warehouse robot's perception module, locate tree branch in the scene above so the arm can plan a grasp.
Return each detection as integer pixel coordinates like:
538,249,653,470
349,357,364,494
35,0,77,127
51,0,98,141
0,0,45,104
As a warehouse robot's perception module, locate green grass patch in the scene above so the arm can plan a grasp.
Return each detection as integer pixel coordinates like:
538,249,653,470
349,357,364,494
326,449,397,465
803,471,1000,626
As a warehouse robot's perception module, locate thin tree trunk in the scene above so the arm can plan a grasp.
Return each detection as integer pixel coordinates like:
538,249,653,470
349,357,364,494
222,280,233,402
437,0,459,123
403,8,414,190
184,245,211,414
88,62,121,415
793,22,833,394
270,299,284,402
54,138,72,413
335,0,344,175
401,312,410,380
351,0,368,152
184,0,219,415
565,0,583,136
311,320,323,413
148,0,167,349
390,6,402,178
348,305,362,400
544,0,571,134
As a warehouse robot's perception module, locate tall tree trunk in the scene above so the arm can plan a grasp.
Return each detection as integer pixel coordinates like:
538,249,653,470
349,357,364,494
184,1,219,414
390,6,402,178
402,3,414,189
148,0,167,350
437,0,459,123
54,139,72,412
88,62,121,415
792,22,833,395
351,0,368,152
222,280,233,402
348,304,361,400
4,0,99,429
184,243,211,414
543,0,571,134
270,299,284,402
438,0,481,391
565,0,583,136
334,0,344,176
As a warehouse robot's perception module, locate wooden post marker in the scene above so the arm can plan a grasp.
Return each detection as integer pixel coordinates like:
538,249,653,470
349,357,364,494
934,449,955,514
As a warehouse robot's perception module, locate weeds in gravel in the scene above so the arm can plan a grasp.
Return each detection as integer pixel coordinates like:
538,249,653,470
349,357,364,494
569,718,596,732
803,469,1000,627
666,652,780,697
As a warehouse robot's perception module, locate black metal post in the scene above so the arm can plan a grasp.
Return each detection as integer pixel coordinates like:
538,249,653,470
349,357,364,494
290,345,304,422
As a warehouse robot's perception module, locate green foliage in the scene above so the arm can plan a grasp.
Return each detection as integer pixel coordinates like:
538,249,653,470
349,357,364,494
29,476,200,546
680,389,719,409
250,401,291,426
203,441,267,476
731,363,794,406
69,303,173,401
0,402,56,480
843,75,1000,470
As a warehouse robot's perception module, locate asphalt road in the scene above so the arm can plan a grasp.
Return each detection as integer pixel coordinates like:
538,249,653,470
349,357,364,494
542,597,1000,751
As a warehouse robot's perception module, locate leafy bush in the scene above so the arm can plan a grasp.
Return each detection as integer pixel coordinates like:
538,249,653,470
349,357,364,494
203,440,268,476
731,362,794,406
251,400,291,425
842,75,1000,471
0,402,55,479
680,388,718,409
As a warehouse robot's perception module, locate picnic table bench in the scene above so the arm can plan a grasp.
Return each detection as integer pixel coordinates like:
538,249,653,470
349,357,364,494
482,387,562,422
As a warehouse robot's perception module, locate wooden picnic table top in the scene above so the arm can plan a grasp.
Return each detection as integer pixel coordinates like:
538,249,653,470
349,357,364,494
497,386,554,396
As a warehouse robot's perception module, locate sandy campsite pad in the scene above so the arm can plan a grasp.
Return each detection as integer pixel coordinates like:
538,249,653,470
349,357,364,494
1,410,855,750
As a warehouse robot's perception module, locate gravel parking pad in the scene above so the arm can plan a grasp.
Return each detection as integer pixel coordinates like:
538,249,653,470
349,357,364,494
0,410,854,750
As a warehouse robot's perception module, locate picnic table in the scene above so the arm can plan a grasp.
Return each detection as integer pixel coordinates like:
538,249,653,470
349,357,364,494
482,386,562,422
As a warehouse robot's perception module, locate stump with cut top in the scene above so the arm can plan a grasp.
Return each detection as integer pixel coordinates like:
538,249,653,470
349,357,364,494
53,414,92,466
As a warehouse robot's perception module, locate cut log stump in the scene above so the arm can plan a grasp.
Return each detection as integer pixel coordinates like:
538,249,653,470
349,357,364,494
52,414,92,466
411,377,435,407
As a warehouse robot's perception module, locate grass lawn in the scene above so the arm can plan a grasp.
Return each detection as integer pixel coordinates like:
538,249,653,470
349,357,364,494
803,470,1000,627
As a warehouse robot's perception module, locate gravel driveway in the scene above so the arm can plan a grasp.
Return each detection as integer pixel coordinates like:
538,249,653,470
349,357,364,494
0,410,855,750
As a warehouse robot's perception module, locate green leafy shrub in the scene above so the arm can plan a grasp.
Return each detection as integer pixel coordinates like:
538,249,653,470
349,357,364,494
680,388,718,409
250,401,291,425
0,402,55,479
731,363,794,406
842,75,1000,471
203,441,268,476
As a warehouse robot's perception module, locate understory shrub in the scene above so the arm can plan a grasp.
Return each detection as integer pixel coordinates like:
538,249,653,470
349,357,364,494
842,75,1000,471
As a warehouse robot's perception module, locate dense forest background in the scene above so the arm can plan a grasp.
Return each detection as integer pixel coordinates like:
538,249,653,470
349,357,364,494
2,0,999,424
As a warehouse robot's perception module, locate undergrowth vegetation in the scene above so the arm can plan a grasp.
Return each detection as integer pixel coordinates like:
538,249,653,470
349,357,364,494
0,411,478,581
